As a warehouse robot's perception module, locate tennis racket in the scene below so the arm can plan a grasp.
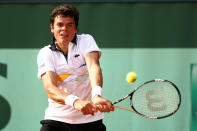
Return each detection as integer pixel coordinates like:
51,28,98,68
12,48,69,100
112,79,181,119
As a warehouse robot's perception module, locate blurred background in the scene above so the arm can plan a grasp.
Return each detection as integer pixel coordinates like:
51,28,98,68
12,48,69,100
0,0,197,131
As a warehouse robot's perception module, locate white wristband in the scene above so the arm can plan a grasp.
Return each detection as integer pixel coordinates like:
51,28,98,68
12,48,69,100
65,95,79,107
91,86,103,100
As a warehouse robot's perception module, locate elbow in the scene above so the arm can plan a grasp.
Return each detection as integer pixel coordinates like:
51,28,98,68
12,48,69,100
45,87,55,99
45,87,65,105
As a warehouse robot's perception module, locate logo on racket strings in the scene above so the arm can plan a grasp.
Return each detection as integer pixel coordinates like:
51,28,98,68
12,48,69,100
146,87,167,112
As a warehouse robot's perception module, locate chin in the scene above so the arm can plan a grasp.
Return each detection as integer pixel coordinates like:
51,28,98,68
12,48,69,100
59,38,67,43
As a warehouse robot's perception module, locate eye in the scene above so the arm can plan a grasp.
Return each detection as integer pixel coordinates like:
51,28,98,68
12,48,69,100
67,24,73,29
57,23,63,27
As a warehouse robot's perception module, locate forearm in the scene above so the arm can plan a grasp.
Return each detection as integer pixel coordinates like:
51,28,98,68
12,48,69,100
41,72,69,105
89,64,103,88
45,85,68,105
84,51,114,113
88,62,104,101
85,51,104,100
41,72,98,115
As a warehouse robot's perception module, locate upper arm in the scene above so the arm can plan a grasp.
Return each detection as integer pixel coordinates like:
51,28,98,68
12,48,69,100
41,71,57,91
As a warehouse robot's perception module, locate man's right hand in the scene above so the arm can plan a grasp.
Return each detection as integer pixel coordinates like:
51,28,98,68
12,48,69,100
73,100,98,115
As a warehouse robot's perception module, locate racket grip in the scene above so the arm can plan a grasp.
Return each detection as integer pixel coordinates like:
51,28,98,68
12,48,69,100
113,106,135,113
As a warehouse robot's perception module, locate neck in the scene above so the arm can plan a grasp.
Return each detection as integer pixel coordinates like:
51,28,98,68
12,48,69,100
55,41,69,55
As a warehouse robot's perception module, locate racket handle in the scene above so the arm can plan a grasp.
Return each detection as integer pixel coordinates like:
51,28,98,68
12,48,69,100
113,106,135,113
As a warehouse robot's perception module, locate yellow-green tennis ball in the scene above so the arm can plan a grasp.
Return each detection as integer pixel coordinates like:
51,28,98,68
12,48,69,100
126,72,137,83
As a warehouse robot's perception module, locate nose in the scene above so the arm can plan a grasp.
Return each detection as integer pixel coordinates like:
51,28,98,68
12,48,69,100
61,26,67,31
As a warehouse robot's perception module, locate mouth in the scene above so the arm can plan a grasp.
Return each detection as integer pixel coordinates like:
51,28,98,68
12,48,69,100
60,34,69,38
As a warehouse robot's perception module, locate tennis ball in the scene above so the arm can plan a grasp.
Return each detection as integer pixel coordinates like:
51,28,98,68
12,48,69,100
126,72,137,83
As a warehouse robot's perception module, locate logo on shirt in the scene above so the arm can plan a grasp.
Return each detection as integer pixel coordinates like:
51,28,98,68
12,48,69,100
38,58,45,68
74,54,80,57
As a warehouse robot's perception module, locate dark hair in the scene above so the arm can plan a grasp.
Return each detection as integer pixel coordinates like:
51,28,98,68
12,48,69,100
50,4,79,28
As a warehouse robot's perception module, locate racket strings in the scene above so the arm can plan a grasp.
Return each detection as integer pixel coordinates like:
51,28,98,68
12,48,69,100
131,82,180,118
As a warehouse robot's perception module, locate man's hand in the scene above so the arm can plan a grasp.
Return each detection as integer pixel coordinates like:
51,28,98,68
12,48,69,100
73,100,98,115
92,95,114,113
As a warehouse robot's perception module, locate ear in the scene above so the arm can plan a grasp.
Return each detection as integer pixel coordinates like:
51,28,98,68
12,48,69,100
50,24,54,34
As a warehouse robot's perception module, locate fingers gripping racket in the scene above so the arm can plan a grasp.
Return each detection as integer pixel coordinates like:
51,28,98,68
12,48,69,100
112,79,181,119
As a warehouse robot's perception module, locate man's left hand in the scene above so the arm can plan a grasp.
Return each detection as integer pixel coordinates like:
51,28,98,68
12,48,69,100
92,95,114,113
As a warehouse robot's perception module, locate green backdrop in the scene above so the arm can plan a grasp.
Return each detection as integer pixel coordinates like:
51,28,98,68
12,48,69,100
0,3,196,131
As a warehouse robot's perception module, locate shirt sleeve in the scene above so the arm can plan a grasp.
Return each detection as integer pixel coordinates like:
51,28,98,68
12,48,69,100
79,34,101,58
37,47,55,80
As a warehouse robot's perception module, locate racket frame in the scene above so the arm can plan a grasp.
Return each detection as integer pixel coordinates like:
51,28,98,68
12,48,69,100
113,79,181,119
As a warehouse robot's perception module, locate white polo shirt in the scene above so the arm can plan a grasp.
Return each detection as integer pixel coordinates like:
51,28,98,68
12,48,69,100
37,34,104,124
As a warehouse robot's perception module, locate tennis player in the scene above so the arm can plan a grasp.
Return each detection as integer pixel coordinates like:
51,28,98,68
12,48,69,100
37,4,114,131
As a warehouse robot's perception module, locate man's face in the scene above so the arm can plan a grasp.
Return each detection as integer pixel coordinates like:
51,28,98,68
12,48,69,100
50,15,77,45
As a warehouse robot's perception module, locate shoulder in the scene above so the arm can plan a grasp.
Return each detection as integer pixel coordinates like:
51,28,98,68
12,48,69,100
76,34,97,47
37,45,54,61
37,45,55,66
77,34,95,42
76,34,101,56
37,45,52,56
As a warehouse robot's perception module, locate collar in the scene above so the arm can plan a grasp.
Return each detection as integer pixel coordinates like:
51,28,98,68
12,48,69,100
49,34,77,51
